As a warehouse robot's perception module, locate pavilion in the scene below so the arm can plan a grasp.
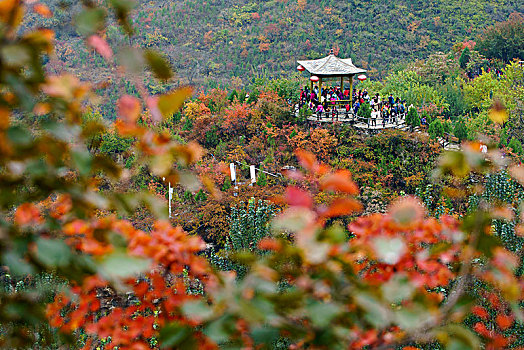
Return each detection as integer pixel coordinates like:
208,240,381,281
297,50,366,109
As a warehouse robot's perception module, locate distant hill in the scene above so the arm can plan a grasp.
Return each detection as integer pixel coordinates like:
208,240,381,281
28,0,523,93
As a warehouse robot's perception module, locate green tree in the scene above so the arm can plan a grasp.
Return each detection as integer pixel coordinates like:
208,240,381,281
99,132,134,157
454,118,469,142
476,13,524,62
508,137,523,155
357,102,372,120
459,47,471,69
256,170,267,186
405,106,421,131
428,119,445,139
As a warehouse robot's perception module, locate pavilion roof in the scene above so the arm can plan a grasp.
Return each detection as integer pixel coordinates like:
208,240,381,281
297,54,366,77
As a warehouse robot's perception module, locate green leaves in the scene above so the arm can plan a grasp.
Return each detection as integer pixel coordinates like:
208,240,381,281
2,251,35,276
181,300,214,322
436,324,481,350
7,125,32,146
109,0,137,34
97,251,150,279
71,150,92,176
145,50,173,81
380,274,415,304
306,301,341,328
159,322,197,349
372,236,406,265
35,238,72,268
1,44,31,68
75,8,106,36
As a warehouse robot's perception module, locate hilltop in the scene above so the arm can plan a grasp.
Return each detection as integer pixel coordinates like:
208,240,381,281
29,0,522,88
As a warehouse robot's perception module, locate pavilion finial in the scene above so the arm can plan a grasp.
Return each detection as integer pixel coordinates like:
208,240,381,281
329,48,334,55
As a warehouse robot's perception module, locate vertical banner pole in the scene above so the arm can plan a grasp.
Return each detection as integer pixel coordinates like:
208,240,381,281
168,182,173,218
230,163,236,185
250,165,256,186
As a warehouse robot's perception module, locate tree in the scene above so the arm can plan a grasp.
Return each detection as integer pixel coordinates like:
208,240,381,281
405,105,421,131
459,47,471,69
428,118,445,139
508,137,523,155
476,13,524,62
454,118,469,142
357,101,372,120
256,169,267,186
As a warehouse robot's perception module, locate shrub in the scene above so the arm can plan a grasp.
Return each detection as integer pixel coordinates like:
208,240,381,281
459,47,471,69
428,119,445,139
357,101,372,120
99,132,134,157
508,137,523,155
454,118,469,142
405,106,420,130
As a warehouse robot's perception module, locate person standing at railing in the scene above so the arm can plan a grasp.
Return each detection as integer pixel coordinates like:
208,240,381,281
354,100,360,115
371,108,378,127
383,103,390,125
316,104,324,120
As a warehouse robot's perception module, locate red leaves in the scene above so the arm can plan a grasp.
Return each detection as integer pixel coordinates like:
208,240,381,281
87,35,113,61
472,305,489,319
496,314,513,330
14,203,42,226
320,169,359,195
473,322,490,337
285,186,313,208
321,197,362,218
126,220,210,278
258,237,282,251
348,212,460,289
117,95,141,124
295,149,318,174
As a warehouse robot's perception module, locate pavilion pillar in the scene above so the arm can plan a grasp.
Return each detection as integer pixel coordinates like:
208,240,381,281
310,76,313,97
349,75,354,109
340,76,343,90
319,77,323,102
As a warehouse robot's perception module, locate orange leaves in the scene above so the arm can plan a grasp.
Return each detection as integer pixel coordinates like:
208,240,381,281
126,221,210,277
495,314,513,330
285,186,313,208
258,42,270,52
50,194,72,219
320,169,359,195
87,35,113,61
321,198,362,218
295,149,318,174
62,218,113,255
14,202,42,226
117,95,141,124
472,305,489,319
0,0,24,28
258,237,282,251
33,3,52,18
42,74,90,102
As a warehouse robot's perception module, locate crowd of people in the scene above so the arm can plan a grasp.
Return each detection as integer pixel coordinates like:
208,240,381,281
299,85,406,126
